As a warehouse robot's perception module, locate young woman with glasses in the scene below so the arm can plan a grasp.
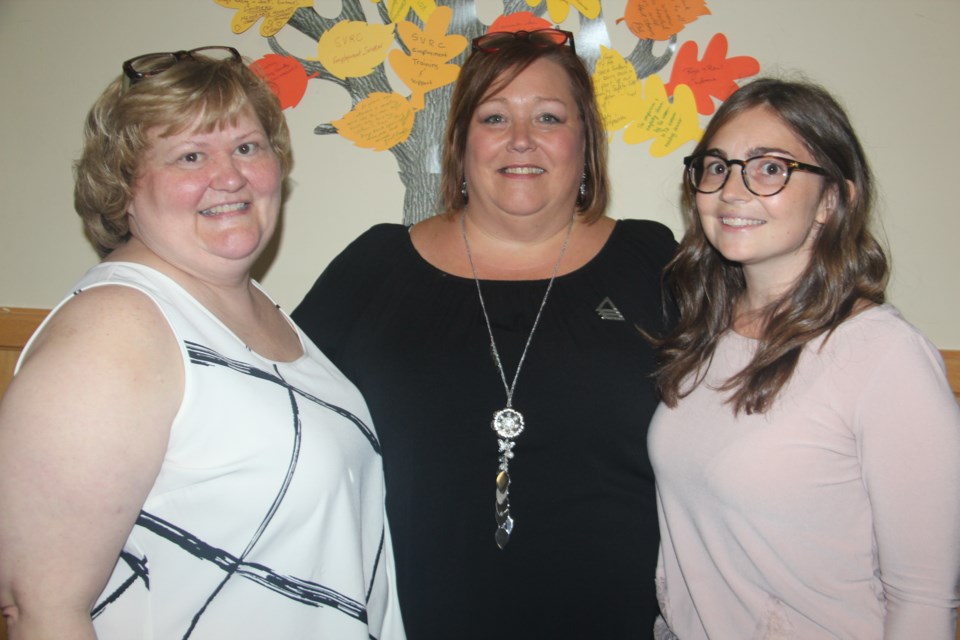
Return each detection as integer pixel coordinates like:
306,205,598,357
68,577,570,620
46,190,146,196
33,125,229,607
648,78,960,639
293,28,677,638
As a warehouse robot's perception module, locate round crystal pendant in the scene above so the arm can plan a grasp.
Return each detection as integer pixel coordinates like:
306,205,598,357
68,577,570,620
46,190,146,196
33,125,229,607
491,408,524,439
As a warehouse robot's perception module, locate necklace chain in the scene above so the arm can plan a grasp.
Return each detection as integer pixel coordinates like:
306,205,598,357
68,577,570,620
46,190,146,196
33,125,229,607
460,211,574,548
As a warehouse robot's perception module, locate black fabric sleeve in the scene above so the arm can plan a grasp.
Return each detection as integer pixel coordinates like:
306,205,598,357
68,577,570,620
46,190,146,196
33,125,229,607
622,218,679,333
291,224,409,363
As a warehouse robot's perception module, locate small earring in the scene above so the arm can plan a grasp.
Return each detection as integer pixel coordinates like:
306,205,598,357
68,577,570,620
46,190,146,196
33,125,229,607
461,180,468,202
577,171,587,207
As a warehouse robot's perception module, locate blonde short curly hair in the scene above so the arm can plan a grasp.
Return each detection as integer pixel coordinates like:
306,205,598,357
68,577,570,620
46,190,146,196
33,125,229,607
74,50,292,257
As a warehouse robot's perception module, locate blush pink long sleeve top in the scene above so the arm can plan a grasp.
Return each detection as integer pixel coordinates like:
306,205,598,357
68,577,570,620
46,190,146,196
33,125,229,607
649,304,960,639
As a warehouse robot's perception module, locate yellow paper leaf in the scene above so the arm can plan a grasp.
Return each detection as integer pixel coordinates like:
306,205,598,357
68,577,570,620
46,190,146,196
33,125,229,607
214,0,311,37
525,0,601,22
545,0,571,23
593,46,642,133
315,20,395,80
389,7,467,110
621,76,703,157
571,0,602,19
384,0,438,23
333,92,416,151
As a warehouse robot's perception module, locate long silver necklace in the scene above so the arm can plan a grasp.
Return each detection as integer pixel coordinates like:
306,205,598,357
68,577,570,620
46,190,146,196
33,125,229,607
460,212,574,549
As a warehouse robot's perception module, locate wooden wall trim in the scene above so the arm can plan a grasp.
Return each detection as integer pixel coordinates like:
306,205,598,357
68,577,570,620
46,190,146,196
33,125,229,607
2,306,959,399
0,307,49,349
943,350,960,401
0,307,49,399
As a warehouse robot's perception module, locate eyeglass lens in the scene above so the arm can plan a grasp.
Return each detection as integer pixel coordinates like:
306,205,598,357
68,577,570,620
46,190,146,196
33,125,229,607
689,156,794,196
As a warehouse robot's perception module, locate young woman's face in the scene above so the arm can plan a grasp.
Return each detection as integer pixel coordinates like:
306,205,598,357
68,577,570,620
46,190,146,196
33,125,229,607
696,105,834,291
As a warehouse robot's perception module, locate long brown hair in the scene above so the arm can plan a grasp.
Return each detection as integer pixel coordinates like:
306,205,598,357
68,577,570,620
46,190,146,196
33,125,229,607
655,78,888,414
438,35,609,222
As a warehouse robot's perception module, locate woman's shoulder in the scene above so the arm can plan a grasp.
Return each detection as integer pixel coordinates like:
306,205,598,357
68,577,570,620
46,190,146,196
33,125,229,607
292,223,415,328
839,303,930,343
616,217,676,238
817,306,959,441
827,303,944,371
43,262,172,327
321,223,410,278
608,218,678,266
19,270,176,375
343,222,409,253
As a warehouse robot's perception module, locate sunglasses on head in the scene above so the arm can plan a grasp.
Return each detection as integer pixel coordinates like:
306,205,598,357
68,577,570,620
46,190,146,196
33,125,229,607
121,46,241,92
471,29,576,55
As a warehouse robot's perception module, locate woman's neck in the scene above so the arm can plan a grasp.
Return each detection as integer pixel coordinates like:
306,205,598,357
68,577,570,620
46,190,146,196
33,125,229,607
461,208,575,274
409,210,614,281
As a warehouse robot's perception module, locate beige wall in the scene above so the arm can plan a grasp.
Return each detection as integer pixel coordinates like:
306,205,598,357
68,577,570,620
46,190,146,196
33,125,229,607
1,0,957,348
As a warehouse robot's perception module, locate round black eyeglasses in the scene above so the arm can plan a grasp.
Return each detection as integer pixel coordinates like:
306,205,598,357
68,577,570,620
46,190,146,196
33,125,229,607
684,153,828,197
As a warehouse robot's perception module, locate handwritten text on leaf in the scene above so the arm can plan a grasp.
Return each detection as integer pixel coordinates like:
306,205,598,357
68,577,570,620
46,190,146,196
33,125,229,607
333,92,416,151
595,48,702,156
317,20,395,80
389,6,467,110
621,76,703,156
665,33,760,115
617,0,710,41
214,0,311,37
594,46,643,134
383,0,438,23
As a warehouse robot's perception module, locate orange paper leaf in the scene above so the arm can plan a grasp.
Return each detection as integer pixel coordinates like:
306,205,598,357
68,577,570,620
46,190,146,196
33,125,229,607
488,11,553,33
616,0,710,41
333,92,416,151
250,54,317,110
664,33,760,115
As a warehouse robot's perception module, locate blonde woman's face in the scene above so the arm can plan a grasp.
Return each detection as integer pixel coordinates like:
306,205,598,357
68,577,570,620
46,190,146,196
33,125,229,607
125,107,282,278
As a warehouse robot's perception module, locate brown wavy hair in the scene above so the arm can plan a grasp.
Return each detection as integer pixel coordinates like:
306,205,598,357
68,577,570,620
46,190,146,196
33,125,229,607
438,35,609,223
655,77,888,414
74,50,292,257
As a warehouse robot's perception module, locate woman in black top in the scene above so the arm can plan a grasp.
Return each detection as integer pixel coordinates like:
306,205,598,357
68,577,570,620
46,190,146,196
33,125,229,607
294,28,676,638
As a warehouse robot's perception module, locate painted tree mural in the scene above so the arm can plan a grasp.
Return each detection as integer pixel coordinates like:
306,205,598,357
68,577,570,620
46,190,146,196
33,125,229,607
213,0,759,224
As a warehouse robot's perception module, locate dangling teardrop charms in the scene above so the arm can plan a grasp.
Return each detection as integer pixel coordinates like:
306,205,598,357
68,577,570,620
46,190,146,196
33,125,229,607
495,469,514,549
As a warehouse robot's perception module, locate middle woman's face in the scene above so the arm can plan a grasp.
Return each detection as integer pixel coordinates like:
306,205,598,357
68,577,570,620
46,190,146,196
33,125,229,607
464,57,586,222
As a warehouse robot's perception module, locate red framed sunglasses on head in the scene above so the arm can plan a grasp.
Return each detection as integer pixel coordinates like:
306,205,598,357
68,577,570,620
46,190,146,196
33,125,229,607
471,28,576,55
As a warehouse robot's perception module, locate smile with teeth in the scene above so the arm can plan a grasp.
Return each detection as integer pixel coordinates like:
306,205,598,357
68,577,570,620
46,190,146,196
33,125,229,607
199,202,248,217
500,167,545,175
721,216,765,228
